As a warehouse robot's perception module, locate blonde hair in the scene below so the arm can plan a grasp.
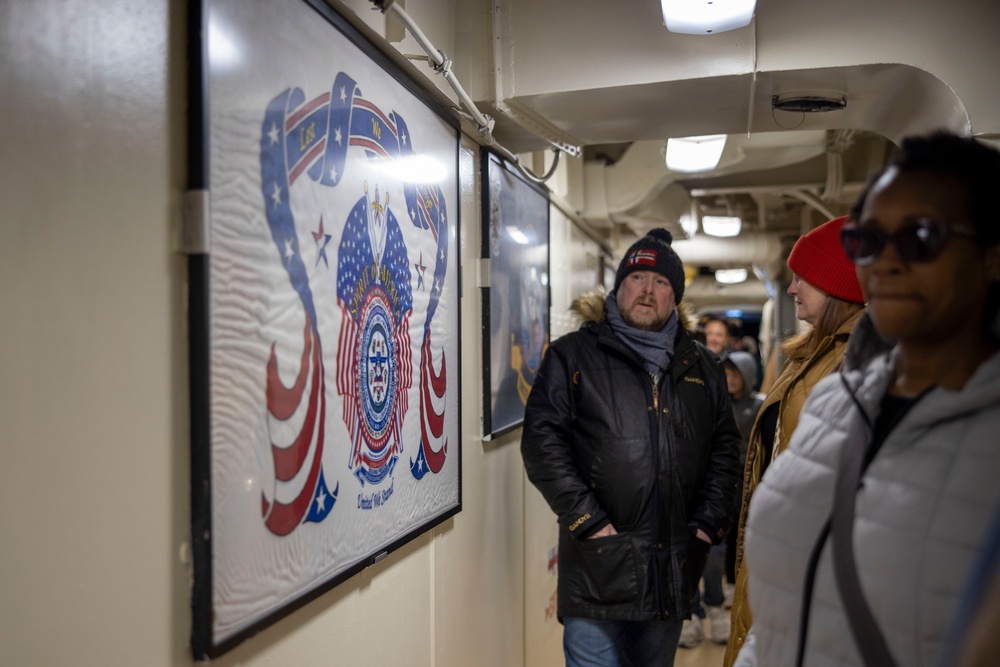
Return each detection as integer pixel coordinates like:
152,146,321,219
781,296,864,364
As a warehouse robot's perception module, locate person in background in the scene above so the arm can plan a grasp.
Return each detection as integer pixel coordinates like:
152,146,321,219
521,229,741,667
680,539,730,648
724,215,866,666
703,315,729,357
681,348,767,649
680,352,764,649
721,352,764,600
734,131,1000,666
727,320,762,391
726,319,758,358
681,310,737,648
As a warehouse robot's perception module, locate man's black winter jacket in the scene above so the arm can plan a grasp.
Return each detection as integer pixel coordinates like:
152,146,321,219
521,317,741,622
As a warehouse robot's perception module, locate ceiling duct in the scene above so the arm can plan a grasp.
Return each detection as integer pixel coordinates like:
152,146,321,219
672,232,785,274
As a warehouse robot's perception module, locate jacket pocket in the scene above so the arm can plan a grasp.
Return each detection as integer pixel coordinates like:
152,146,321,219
572,533,639,605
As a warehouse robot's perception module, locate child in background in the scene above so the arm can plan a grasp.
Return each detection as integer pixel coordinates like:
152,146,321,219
721,352,764,603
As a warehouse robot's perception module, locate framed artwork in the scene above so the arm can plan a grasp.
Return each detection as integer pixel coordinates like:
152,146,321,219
186,0,462,658
480,150,550,438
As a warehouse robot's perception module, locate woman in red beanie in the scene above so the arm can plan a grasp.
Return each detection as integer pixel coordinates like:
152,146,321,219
723,215,866,666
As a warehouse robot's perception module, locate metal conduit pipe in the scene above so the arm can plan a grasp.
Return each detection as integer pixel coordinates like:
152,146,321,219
671,232,785,273
371,0,494,135
370,0,563,185
491,142,562,185
779,189,837,222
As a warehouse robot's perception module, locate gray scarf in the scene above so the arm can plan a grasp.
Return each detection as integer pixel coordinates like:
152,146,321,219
605,291,678,377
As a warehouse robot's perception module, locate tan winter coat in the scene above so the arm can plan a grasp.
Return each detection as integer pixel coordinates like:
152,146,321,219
723,308,863,666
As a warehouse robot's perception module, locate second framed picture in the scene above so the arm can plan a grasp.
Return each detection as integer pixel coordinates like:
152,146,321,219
480,150,551,438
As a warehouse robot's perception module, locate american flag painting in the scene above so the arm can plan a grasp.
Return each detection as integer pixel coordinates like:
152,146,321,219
195,0,460,655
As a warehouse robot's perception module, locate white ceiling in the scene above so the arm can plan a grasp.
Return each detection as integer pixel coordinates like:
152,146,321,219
440,0,1000,300
346,0,1000,304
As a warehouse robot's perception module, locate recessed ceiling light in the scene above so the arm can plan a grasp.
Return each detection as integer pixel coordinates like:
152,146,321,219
666,134,727,172
702,215,742,237
661,0,756,35
715,268,748,284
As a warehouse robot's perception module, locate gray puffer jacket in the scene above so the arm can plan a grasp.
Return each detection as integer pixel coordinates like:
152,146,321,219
737,314,1000,667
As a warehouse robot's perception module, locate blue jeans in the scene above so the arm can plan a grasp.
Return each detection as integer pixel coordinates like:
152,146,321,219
691,544,726,619
563,616,683,667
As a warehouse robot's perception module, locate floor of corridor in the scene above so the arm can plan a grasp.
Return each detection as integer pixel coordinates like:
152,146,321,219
674,616,727,667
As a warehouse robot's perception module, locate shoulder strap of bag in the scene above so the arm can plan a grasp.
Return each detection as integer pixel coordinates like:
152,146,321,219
794,374,899,667
794,517,831,667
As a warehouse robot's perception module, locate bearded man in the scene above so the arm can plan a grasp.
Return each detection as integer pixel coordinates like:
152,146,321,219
521,228,741,667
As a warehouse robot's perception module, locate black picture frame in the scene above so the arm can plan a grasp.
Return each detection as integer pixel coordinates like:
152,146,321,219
480,149,551,439
187,0,462,658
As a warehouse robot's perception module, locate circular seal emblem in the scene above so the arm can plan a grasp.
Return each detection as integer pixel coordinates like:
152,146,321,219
357,285,397,453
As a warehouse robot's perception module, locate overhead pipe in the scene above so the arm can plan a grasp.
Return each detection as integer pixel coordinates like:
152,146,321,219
370,0,563,184
779,189,837,221
690,184,837,222
671,232,784,270
371,0,493,135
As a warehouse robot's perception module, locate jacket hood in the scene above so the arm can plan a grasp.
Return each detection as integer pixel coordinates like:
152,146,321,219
724,351,757,399
569,288,696,332
570,288,608,325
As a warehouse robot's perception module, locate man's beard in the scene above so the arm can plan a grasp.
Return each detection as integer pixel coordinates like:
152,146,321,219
622,300,670,331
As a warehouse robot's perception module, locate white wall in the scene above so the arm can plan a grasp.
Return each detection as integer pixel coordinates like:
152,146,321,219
1,0,182,662
0,1,575,665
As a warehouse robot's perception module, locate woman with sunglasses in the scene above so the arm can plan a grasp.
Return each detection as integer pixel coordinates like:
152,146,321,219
724,215,866,665
733,131,1000,667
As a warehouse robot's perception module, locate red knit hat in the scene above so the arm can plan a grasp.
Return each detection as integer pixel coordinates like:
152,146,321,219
787,216,865,305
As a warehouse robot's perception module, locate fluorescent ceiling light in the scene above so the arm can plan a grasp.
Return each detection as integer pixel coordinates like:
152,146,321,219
702,215,742,237
715,268,748,284
661,0,756,35
666,134,727,173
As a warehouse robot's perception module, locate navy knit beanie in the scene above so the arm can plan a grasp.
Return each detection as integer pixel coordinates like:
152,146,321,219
614,228,686,304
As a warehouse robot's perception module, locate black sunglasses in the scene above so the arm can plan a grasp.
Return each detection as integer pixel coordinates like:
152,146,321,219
840,218,977,266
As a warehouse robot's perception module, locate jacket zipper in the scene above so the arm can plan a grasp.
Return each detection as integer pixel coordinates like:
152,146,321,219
649,373,665,617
